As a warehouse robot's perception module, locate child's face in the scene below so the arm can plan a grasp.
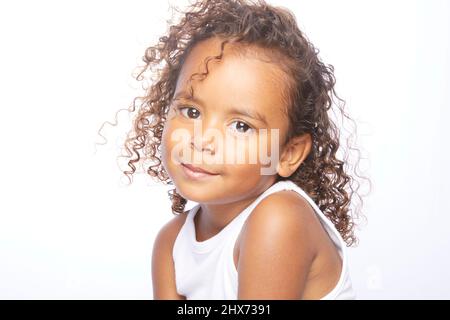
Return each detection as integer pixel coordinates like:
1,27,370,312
161,37,291,204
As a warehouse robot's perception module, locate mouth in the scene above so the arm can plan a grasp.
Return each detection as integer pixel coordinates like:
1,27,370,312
181,163,220,179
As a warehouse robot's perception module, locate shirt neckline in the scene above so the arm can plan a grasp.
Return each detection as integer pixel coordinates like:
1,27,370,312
187,181,287,254
188,204,239,253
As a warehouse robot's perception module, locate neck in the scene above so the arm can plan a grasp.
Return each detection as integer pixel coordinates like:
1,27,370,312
194,178,276,241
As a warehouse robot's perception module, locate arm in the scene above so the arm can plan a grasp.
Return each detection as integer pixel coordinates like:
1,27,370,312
237,191,317,299
151,215,187,300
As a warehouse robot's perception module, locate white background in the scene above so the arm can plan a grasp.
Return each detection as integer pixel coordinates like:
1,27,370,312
0,0,449,299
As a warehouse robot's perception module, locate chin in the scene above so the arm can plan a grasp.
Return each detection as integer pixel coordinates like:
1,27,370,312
173,179,223,204
166,161,223,200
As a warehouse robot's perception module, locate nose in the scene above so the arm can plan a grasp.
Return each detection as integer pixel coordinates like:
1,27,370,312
189,114,222,156
190,134,215,154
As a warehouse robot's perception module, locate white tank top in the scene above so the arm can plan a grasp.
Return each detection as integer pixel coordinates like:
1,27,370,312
172,179,357,299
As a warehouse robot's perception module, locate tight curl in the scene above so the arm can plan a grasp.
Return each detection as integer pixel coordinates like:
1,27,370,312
97,0,370,247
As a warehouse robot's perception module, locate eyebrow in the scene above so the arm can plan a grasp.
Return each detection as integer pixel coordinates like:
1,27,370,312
172,91,268,125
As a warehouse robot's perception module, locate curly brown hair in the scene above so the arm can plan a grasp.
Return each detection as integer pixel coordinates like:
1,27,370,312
96,0,369,247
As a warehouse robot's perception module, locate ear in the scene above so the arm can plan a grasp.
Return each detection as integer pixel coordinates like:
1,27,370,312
277,133,312,178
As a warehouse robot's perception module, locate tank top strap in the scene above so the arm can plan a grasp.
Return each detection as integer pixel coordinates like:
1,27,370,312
225,179,350,300
228,181,291,222
182,180,298,254
272,180,347,250
183,179,346,255
217,180,309,245
231,180,315,225
230,180,347,251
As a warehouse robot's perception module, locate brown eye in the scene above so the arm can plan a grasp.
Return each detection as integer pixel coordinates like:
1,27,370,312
228,120,255,135
178,106,201,119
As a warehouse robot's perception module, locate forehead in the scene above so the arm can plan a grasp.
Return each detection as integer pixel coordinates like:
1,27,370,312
175,37,290,127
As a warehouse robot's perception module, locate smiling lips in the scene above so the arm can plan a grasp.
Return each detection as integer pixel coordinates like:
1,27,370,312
180,163,220,179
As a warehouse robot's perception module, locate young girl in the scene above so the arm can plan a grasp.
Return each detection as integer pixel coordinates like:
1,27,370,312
111,0,365,299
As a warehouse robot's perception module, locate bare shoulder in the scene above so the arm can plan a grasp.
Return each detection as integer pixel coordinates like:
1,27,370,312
242,190,320,246
155,210,189,244
151,210,189,300
236,190,319,299
267,190,316,218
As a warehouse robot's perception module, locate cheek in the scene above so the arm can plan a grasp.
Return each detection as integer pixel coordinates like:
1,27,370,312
161,119,194,166
161,122,171,154
223,134,274,166
161,120,179,167
220,135,266,171
225,163,261,178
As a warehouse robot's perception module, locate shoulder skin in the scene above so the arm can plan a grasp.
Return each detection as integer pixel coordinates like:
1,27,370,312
237,190,319,299
151,210,189,300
